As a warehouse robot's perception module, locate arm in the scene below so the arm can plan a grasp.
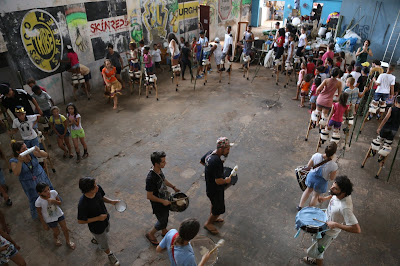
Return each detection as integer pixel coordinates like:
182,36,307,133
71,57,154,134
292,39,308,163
377,108,392,134
156,245,164,253
36,207,50,230
355,47,362,57
102,196,119,205
78,215,107,224
71,116,80,127
316,79,327,94
200,161,205,166
11,160,23,176
327,222,361,234
164,179,179,192
102,72,110,86
119,55,124,69
390,85,394,96
328,170,337,181
318,194,333,203
31,98,43,116
327,105,335,123
306,156,315,169
47,195,62,206
367,49,373,57
33,146,47,158
9,128,18,135
337,80,343,96
146,191,170,206
62,119,68,136
0,229,20,249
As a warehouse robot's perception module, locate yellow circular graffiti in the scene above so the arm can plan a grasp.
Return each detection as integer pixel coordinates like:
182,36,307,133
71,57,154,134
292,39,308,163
20,9,63,73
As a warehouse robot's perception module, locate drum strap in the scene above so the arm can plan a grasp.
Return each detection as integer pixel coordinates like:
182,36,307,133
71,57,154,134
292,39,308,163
311,158,331,170
171,233,179,263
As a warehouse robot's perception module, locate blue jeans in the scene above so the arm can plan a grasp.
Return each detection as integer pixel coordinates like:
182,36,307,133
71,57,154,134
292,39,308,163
24,137,40,148
374,93,389,102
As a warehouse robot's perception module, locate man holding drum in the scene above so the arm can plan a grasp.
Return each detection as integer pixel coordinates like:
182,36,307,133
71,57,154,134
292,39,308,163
146,151,180,245
303,176,361,265
201,137,231,235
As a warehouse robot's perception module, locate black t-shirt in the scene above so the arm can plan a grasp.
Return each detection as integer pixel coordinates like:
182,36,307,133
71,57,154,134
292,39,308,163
77,185,109,234
146,169,169,212
383,106,400,131
2,89,35,115
201,150,224,194
181,47,190,62
106,51,121,68
357,76,368,93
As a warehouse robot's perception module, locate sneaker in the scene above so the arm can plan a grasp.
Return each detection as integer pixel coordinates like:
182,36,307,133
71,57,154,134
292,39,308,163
108,253,120,265
376,114,381,120
196,75,203,79
367,115,372,121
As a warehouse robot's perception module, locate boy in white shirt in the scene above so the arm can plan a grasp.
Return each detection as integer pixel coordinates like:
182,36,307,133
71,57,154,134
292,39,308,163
35,182,75,250
10,106,40,148
373,64,396,119
152,43,162,73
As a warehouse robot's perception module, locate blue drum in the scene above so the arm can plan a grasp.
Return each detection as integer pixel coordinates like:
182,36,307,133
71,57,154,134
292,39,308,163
295,207,328,236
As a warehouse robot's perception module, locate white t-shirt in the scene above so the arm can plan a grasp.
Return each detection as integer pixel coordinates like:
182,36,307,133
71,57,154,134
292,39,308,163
169,40,180,56
350,71,361,84
298,33,307,47
152,49,161,62
12,115,38,140
274,30,279,47
309,153,338,181
67,113,82,130
320,73,327,82
35,190,64,223
223,33,233,54
376,73,396,94
284,31,290,48
214,43,222,58
198,37,208,48
326,195,358,238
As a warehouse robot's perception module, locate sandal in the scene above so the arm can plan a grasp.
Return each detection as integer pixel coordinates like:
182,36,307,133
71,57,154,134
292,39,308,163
214,218,224,223
67,241,76,250
145,233,159,246
203,225,219,235
303,256,317,265
55,238,62,246
91,238,98,245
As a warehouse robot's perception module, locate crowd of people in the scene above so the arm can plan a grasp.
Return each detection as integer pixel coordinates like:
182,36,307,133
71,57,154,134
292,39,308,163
0,17,399,265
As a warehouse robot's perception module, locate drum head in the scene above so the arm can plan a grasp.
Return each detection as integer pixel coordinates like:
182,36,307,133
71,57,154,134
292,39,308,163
224,167,239,190
115,200,127,213
169,192,189,212
295,207,327,233
190,235,218,266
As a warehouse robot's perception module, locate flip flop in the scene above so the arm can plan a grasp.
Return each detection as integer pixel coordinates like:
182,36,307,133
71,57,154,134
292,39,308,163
203,225,219,235
55,238,62,246
303,256,317,265
145,233,159,246
67,241,76,250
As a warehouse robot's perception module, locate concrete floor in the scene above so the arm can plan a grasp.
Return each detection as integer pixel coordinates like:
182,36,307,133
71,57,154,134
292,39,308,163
1,63,399,266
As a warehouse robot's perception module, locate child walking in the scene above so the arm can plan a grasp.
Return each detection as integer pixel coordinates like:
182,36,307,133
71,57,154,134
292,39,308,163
327,93,349,131
66,103,88,163
344,77,360,116
309,75,322,113
143,46,154,75
299,74,313,107
35,182,75,250
293,62,307,100
152,44,162,72
49,106,73,159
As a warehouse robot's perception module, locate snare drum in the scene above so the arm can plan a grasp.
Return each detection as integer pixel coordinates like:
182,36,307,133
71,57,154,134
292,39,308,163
295,165,309,191
295,207,328,234
169,192,189,212
190,235,218,266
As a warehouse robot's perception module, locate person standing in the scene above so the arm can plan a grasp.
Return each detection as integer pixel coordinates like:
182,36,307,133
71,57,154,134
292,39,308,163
10,106,40,148
372,64,396,119
180,42,193,80
200,137,231,235
196,31,209,79
222,26,233,72
243,25,254,56
355,40,373,66
106,44,125,89
145,151,180,246
77,177,120,265
102,59,122,110
0,83,43,116
31,85,54,118
303,176,361,265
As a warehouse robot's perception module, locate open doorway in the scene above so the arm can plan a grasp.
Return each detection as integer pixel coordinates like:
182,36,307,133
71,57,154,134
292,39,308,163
261,1,285,29
311,3,323,22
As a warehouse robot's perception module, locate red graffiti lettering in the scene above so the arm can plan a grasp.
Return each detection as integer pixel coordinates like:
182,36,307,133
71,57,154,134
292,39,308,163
89,17,129,36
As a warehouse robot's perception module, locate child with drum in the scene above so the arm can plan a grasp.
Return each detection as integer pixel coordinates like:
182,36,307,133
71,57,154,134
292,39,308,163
297,142,338,210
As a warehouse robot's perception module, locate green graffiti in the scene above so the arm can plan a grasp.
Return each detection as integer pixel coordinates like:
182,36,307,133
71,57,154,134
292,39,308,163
242,0,251,5
232,0,240,18
131,22,143,43
66,12,87,27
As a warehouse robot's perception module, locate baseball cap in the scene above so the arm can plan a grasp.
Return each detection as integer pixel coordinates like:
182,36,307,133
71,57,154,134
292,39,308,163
216,137,230,148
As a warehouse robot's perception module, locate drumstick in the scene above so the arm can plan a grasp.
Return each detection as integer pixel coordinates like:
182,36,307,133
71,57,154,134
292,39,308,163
209,239,225,255
313,218,328,224
171,197,188,202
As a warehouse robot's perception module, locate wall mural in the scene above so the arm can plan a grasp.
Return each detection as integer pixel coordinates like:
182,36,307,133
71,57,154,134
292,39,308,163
129,8,143,43
141,0,169,44
20,9,63,73
218,0,232,21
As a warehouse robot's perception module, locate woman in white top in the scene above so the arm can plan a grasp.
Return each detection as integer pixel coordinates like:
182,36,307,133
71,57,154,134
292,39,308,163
168,33,180,67
296,27,308,57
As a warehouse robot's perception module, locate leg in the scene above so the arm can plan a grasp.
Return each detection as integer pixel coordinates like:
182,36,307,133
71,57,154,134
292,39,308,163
79,137,88,150
181,61,187,79
57,137,68,155
51,226,61,246
116,74,125,89
9,253,27,266
309,191,321,207
113,95,118,109
0,210,9,233
72,138,80,154
73,86,78,101
299,187,314,208
64,136,73,156
293,85,300,100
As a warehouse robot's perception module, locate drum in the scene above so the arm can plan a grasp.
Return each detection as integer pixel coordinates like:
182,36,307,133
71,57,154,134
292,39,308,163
295,207,328,234
295,165,309,191
223,167,238,190
169,192,189,212
190,235,218,266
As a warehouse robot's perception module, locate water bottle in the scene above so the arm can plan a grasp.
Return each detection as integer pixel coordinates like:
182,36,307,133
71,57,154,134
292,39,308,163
318,245,325,253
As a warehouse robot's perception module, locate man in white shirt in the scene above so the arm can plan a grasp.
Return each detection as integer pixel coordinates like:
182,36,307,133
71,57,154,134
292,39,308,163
303,175,361,265
196,31,209,79
373,64,396,119
221,26,233,72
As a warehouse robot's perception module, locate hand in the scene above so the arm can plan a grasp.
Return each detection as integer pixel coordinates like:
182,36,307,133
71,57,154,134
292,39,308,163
97,214,108,221
17,155,25,162
318,195,325,203
34,146,40,153
162,199,171,206
111,200,120,205
173,186,180,192
225,176,232,184
47,198,58,205
0,244,9,251
43,223,50,231
39,110,43,116
326,221,338,229
377,128,381,134
14,244,21,250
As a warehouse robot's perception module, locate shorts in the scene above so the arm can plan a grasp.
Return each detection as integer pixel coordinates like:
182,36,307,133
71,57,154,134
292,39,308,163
42,109,51,118
133,62,140,69
316,104,332,111
275,47,284,59
47,215,65,228
107,80,122,98
0,243,18,264
207,190,225,216
300,91,308,97
91,224,110,251
328,119,342,129
154,206,169,230
296,46,304,57
310,95,318,103
146,66,154,73
71,128,85,138
155,62,161,68
305,171,328,194
173,54,180,60
84,73,91,81
0,169,5,185
71,63,80,69
307,233,335,259
24,137,40,148
116,66,122,75
374,93,389,102
380,128,397,141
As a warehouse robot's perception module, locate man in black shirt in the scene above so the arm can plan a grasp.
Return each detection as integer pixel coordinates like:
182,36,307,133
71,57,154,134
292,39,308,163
106,44,125,88
77,177,120,265
180,41,193,80
200,137,231,235
145,151,180,245
0,83,43,116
